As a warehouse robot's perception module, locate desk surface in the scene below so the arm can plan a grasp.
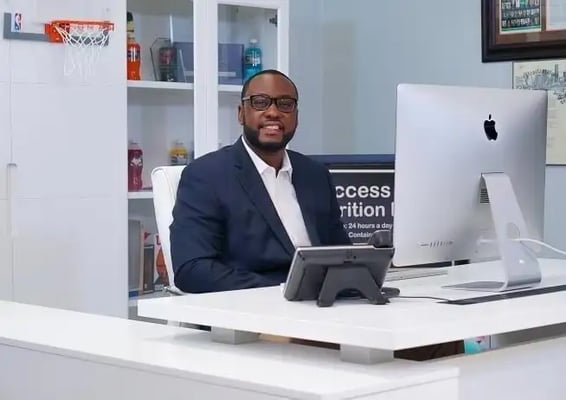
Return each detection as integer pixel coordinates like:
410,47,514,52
0,301,456,400
138,258,566,351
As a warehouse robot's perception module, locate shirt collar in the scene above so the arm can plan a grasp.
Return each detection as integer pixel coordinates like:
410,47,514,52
242,135,293,176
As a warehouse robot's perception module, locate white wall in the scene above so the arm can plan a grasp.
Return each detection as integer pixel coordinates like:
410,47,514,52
318,0,566,254
0,0,128,316
287,0,323,154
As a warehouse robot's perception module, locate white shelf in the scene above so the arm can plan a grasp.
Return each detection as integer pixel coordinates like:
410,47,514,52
128,191,153,200
219,84,243,93
127,80,194,91
126,81,240,92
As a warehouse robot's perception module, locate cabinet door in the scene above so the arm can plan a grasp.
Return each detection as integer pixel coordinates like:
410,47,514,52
0,82,12,300
12,197,128,317
0,82,10,201
0,200,12,301
10,81,127,317
11,84,126,199
194,0,289,157
0,36,8,83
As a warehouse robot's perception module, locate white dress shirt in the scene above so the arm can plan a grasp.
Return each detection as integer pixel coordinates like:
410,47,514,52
242,137,312,248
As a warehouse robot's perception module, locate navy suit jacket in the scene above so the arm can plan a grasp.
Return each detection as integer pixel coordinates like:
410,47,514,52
170,137,350,293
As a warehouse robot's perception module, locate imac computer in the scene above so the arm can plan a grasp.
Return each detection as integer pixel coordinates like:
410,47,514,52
393,83,548,292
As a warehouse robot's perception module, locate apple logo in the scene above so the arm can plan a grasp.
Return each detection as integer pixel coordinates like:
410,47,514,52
484,114,498,141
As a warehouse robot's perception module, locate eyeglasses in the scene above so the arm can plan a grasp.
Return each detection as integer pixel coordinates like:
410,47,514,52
241,94,298,113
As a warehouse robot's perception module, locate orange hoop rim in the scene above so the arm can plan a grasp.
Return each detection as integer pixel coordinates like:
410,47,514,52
45,19,115,43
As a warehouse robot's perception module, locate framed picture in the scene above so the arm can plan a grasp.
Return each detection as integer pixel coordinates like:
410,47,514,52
513,59,566,165
482,0,566,62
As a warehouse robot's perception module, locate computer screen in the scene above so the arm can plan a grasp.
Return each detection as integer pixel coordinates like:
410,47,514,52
392,83,548,291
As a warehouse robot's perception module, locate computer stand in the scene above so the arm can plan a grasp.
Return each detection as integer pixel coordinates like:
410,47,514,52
444,172,541,292
317,264,389,307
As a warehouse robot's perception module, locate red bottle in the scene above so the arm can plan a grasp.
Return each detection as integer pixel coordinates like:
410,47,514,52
127,12,141,80
128,141,143,191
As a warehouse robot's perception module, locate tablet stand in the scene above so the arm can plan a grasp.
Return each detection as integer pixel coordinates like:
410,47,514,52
317,264,389,307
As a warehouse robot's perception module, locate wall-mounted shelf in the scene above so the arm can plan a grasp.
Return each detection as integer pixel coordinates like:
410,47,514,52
127,80,194,91
219,84,243,93
126,81,241,93
128,191,153,200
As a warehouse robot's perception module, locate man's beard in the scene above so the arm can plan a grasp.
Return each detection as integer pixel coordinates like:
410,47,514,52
243,123,295,153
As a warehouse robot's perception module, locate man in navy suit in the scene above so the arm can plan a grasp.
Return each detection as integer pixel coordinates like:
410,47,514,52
170,69,350,293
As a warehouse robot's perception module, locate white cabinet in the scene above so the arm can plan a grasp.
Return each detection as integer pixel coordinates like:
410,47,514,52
11,84,125,199
126,0,289,308
0,82,12,301
7,80,127,316
12,198,127,316
0,200,11,301
0,2,128,316
0,82,9,200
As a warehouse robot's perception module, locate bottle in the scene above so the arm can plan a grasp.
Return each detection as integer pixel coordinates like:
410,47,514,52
243,38,262,82
128,140,143,191
127,12,141,80
169,140,189,166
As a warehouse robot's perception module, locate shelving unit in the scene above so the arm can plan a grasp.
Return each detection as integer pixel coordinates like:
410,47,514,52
126,0,289,317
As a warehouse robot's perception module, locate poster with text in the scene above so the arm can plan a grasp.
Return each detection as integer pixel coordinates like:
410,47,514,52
330,169,394,244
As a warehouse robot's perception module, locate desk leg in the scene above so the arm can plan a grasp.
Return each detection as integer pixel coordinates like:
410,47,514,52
210,327,259,344
340,344,393,364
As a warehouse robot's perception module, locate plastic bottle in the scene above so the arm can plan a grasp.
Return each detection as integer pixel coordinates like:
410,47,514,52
243,38,262,82
169,140,189,166
128,140,143,191
127,12,141,80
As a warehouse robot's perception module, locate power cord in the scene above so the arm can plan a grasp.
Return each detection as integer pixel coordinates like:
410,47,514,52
396,295,451,301
478,237,566,257
514,238,566,257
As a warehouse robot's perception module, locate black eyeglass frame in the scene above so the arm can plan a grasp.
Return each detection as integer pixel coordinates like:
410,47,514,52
241,94,298,113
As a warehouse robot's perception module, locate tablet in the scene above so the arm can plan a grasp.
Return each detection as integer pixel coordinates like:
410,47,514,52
282,244,394,303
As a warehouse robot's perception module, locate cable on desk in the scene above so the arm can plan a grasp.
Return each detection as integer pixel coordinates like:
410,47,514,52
395,295,451,301
514,238,566,257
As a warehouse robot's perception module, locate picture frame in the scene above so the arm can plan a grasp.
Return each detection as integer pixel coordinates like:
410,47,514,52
482,0,566,62
512,59,566,165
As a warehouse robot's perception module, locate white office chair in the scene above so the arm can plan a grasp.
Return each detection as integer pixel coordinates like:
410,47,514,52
151,166,186,296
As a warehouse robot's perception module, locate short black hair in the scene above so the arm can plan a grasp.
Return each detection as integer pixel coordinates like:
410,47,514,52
240,69,299,100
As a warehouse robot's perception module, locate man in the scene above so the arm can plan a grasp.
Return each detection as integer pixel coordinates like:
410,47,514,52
170,69,350,293
170,69,464,360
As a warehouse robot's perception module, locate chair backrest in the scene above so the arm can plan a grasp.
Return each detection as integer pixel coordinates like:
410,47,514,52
151,166,186,294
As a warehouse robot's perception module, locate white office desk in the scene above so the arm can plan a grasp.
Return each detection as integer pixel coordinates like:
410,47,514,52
138,258,566,363
0,301,458,400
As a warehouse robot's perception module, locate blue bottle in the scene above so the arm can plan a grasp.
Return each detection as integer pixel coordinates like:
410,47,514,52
243,38,262,82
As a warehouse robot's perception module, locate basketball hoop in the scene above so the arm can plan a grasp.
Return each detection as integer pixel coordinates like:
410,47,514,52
45,20,114,78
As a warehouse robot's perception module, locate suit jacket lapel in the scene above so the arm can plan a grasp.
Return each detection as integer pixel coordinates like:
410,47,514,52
233,139,296,256
290,154,322,246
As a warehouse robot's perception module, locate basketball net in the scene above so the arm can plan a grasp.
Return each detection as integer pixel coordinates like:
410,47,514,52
53,23,113,79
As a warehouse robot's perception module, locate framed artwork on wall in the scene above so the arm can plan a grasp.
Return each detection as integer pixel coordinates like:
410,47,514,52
482,0,566,62
513,59,566,165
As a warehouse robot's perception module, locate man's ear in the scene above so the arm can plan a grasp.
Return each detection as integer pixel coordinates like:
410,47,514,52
238,104,244,126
